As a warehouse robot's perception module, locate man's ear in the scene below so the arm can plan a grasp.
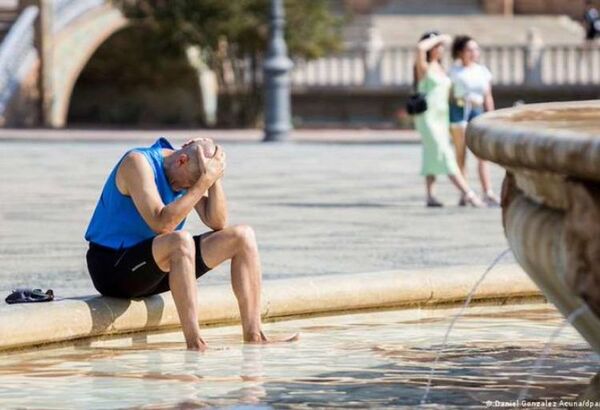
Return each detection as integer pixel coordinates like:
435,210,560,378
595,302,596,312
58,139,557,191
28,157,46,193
177,154,189,167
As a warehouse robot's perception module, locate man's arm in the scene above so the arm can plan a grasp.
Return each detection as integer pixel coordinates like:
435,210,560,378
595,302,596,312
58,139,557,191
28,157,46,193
194,179,228,230
118,152,218,234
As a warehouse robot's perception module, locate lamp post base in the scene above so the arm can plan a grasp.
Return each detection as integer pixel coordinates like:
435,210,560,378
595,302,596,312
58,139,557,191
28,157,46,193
263,128,291,142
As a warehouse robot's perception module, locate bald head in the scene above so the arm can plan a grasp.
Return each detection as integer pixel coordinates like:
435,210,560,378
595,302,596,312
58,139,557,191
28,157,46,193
182,139,216,158
180,139,217,181
163,138,218,191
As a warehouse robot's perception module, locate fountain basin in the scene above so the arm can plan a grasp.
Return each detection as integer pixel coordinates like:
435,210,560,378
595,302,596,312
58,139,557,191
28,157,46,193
0,303,594,409
0,265,538,352
467,100,600,354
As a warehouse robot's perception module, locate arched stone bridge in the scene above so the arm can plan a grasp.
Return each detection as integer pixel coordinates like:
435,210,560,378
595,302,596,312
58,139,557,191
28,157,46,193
1,0,127,127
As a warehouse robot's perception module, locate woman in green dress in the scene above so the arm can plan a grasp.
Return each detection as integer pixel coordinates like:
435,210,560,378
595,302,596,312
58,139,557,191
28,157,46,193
413,32,483,208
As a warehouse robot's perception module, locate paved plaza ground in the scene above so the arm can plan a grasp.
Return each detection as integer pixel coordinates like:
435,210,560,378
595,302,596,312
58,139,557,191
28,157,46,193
0,129,512,297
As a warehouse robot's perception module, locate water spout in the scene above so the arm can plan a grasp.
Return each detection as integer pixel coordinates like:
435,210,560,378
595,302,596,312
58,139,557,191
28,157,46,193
420,248,512,405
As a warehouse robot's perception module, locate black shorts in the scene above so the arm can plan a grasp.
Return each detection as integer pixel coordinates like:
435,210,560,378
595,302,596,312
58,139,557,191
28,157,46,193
86,234,212,298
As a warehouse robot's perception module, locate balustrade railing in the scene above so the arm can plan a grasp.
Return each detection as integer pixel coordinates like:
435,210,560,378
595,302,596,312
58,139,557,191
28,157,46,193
0,0,107,120
0,5,37,115
542,45,600,85
275,43,600,89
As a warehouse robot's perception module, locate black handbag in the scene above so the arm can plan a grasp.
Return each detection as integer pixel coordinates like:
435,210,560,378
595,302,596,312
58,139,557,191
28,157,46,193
406,92,427,115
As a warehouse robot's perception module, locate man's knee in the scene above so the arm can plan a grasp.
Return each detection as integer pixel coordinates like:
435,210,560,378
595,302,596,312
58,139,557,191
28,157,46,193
232,224,257,250
167,231,195,260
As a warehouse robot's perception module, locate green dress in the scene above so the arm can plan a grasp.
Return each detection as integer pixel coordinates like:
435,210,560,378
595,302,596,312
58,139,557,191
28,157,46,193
414,67,460,176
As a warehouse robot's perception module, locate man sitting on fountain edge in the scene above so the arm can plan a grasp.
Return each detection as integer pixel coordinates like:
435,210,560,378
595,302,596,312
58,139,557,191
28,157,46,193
84,136,297,350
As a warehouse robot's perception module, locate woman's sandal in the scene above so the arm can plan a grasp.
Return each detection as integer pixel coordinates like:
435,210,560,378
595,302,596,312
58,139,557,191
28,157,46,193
483,191,501,207
464,191,485,208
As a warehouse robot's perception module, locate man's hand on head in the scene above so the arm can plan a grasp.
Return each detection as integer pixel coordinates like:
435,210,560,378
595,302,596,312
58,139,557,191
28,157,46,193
182,137,211,147
194,144,226,189
183,137,216,156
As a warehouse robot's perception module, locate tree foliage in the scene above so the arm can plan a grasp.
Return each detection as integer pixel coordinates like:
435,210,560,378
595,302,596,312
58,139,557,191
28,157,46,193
117,0,342,61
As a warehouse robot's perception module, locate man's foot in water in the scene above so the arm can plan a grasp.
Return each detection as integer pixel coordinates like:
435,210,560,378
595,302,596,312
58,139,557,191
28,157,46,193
186,335,209,351
244,330,300,344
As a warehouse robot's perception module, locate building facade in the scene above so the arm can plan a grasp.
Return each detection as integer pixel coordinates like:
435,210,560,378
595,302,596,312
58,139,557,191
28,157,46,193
340,0,589,19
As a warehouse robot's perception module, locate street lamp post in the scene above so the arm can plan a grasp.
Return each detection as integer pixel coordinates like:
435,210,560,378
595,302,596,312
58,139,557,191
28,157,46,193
263,0,293,142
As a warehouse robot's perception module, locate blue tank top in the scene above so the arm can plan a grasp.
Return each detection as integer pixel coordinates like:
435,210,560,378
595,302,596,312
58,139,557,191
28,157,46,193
85,137,186,249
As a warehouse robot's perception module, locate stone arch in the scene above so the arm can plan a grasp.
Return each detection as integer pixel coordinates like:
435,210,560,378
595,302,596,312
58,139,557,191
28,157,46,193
50,5,127,127
66,24,205,127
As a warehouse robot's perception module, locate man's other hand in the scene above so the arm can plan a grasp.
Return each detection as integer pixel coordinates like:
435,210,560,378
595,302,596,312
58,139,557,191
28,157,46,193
195,144,225,188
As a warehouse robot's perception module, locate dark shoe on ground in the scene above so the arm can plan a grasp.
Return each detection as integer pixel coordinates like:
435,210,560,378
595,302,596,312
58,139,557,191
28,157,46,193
426,197,444,207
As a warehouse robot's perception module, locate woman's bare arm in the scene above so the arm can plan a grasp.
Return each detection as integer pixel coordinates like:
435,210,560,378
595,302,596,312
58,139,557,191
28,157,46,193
414,34,452,82
484,87,495,112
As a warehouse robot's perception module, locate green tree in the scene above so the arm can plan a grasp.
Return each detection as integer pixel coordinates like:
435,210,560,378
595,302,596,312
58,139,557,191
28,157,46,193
118,0,342,60
115,0,343,126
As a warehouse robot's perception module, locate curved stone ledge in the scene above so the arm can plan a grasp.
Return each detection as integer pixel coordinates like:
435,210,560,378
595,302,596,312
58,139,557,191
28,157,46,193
503,188,600,354
467,100,600,183
0,266,539,352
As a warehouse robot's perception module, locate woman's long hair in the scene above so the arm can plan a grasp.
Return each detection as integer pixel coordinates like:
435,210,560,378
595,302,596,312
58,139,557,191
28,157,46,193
413,31,441,90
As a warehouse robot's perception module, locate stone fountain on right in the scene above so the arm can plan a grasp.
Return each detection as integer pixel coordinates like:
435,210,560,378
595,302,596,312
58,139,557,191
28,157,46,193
467,100,600,355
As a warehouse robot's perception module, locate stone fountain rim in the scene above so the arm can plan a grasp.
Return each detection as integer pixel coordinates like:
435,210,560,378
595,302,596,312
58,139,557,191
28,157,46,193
0,264,539,353
467,100,600,182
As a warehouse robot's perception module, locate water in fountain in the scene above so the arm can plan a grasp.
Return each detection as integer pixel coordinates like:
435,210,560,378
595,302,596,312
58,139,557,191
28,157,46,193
419,248,512,405
516,304,590,401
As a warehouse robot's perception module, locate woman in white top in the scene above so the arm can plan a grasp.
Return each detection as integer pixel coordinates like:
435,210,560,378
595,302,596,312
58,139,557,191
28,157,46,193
448,36,500,207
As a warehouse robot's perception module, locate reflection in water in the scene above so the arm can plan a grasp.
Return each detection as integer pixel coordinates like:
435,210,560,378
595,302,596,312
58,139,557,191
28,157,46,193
237,346,267,404
517,304,590,401
579,372,600,401
420,248,511,404
0,304,597,409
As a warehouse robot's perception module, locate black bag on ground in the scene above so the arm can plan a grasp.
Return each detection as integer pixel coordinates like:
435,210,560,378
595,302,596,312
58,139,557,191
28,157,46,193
5,288,54,304
405,93,428,115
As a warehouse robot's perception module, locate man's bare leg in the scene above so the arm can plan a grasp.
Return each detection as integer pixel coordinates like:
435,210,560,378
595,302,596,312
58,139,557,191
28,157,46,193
152,231,207,350
200,224,298,343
